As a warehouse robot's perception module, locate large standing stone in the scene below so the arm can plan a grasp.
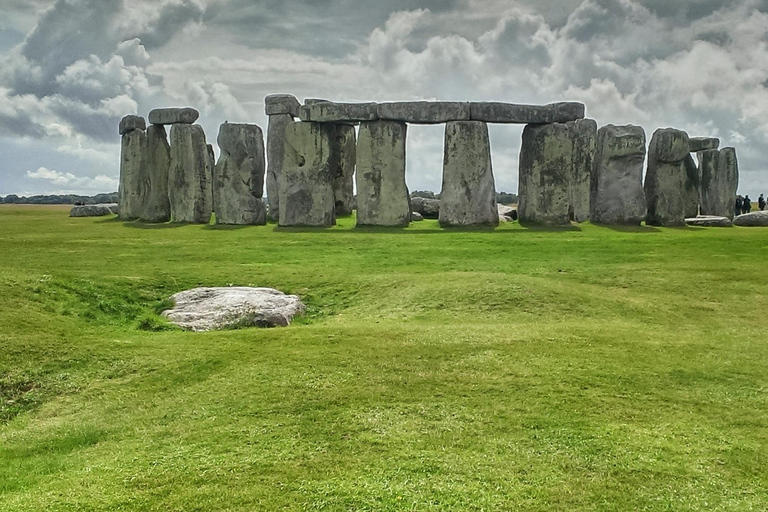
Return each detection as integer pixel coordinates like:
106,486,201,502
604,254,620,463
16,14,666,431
265,94,301,117
683,153,700,218
356,121,410,227
518,123,572,225
470,102,585,124
377,102,470,124
439,121,498,227
266,114,294,222
118,127,146,220
645,128,690,226
567,119,597,222
330,124,356,215
149,107,200,125
590,125,647,225
169,124,213,223
299,102,378,123
119,115,146,135
279,122,336,227
141,125,171,222
699,147,739,220
213,123,267,225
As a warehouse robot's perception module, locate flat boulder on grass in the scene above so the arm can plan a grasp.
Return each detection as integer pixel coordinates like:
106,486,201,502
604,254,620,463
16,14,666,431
685,216,732,227
70,204,115,217
733,211,768,227
162,287,305,332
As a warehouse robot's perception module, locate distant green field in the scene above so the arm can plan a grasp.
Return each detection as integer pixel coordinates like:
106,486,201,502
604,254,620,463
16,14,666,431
1,205,767,511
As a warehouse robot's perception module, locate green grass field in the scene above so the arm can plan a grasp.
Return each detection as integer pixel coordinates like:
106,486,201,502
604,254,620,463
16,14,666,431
1,205,767,511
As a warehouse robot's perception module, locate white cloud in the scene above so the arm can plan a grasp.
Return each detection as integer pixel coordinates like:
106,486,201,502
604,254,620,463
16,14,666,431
26,166,118,191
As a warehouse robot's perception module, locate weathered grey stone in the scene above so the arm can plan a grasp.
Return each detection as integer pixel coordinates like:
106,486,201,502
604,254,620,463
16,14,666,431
689,137,720,152
327,124,356,216
699,147,739,220
590,125,647,225
299,102,378,123
411,212,424,221
107,204,119,215
169,124,213,223
645,128,690,226
733,210,768,226
567,118,596,222
265,94,301,117
498,204,518,222
356,121,410,227
377,102,470,124
162,287,305,331
470,102,585,124
213,123,267,225
70,204,114,217
518,123,572,224
411,197,440,219
118,128,146,220
683,153,700,218
119,115,146,135
685,215,732,227
266,113,293,222
439,121,498,227
149,107,200,125
279,122,336,227
141,125,171,223
719,148,739,217
304,98,330,106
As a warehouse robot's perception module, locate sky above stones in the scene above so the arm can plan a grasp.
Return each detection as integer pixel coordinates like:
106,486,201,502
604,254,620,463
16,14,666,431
1,0,767,197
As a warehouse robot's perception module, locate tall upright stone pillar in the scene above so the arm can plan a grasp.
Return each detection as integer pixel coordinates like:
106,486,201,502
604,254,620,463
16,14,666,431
567,119,597,222
169,124,213,224
213,123,267,225
265,94,300,222
645,128,690,226
279,121,336,227
518,123,573,225
719,148,739,218
331,124,357,216
356,121,410,227
683,154,700,218
141,125,171,223
118,115,147,221
590,125,647,225
439,121,498,227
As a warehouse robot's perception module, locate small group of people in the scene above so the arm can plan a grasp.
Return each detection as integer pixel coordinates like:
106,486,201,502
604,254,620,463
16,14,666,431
736,194,767,216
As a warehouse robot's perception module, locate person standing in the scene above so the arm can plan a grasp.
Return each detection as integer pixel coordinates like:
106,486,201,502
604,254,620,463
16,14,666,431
743,195,752,214
759,194,766,211
735,196,743,217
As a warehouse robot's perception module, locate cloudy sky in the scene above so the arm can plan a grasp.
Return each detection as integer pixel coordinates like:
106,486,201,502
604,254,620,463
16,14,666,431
1,0,767,197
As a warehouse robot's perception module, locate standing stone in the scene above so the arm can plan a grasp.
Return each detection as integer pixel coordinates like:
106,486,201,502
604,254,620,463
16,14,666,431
169,124,213,223
683,153,700,218
567,119,597,222
213,123,267,225
266,114,294,222
118,125,146,220
590,125,647,225
119,115,146,135
330,124,356,216
439,121,498,227
699,147,739,220
356,121,410,227
645,128,690,226
141,125,171,222
518,123,572,225
279,122,336,227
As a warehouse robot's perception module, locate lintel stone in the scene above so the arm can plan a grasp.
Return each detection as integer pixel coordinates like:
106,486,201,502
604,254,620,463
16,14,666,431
470,102,585,124
149,107,200,125
377,101,470,124
299,102,378,123
688,137,720,152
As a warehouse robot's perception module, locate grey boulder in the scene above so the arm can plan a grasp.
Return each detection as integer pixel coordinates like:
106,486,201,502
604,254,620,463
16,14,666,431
141,125,172,223
265,94,301,117
266,113,293,222
299,102,378,123
470,102,585,124
118,127,146,220
733,210,768,227
70,204,114,217
377,101,470,124
498,204,518,222
685,215,732,227
411,212,424,221
567,118,597,222
119,115,146,135
645,128,690,226
411,197,440,219
162,287,305,331
149,107,200,125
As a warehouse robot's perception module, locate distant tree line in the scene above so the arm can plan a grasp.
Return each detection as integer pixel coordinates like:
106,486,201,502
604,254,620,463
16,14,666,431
1,192,118,205
411,190,518,204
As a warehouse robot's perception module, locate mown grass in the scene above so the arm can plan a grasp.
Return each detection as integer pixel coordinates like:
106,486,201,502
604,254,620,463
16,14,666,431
0,204,767,511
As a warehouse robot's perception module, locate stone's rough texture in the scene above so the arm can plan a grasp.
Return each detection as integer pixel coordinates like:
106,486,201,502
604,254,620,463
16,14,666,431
213,123,267,225
439,121,498,227
590,125,647,225
498,204,518,222
303,98,330,106
733,210,768,226
299,102,378,123
470,102,585,124
119,115,146,135
411,212,424,221
683,153,700,218
411,197,440,218
567,118,597,222
279,122,336,227
142,125,171,222
118,128,146,220
149,107,199,125
356,121,410,227
169,124,213,223
718,148,740,218
689,137,720,152
329,124,356,216
518,123,572,224
645,128,690,226
162,287,305,331
70,204,114,217
377,102,470,124
265,113,293,222
686,215,732,227
265,94,301,117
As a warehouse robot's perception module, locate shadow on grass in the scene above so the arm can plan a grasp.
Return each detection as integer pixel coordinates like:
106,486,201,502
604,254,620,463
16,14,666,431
598,223,662,233
518,222,582,232
120,221,190,230
203,224,250,231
